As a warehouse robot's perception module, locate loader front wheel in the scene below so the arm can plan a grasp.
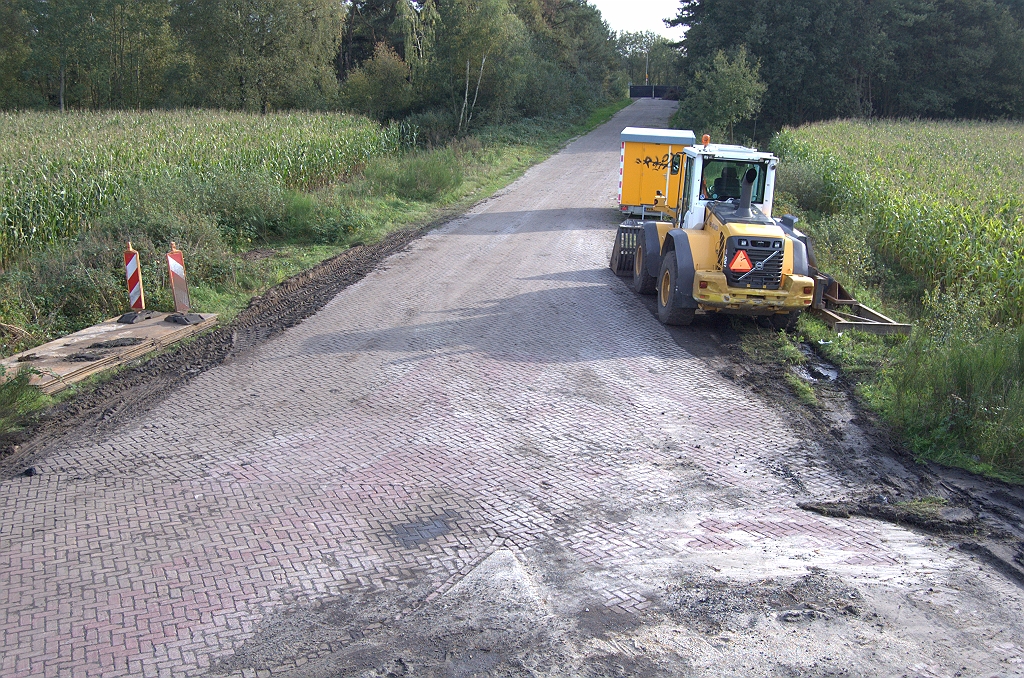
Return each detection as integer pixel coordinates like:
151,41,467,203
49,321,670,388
632,242,657,295
657,252,695,326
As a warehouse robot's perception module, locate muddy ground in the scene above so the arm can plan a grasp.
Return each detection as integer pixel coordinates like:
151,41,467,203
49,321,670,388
654,306,1024,583
198,300,1024,677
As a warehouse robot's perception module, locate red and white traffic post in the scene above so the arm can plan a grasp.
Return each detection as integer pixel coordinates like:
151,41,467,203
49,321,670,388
118,242,152,323
125,242,145,310
167,242,191,313
165,242,202,324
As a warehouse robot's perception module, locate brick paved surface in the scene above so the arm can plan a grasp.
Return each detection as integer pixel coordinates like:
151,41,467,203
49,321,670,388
3,100,1024,677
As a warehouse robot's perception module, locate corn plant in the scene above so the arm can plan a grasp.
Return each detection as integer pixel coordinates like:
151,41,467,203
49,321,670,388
0,111,417,266
773,120,1024,322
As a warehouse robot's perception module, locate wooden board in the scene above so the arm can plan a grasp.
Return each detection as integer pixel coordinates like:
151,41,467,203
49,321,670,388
0,313,218,394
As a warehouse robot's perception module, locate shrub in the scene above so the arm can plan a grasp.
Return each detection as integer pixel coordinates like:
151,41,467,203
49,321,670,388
341,43,414,123
404,110,456,147
673,47,765,142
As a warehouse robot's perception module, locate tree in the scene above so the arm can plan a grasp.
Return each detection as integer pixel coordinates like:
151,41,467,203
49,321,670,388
174,0,344,112
24,0,96,111
338,0,403,79
617,31,676,86
17,0,180,110
0,2,36,108
94,1,179,109
1,0,629,123
416,0,530,125
341,42,413,120
395,0,439,71
674,47,765,142
513,0,621,115
669,0,1024,128
669,0,875,129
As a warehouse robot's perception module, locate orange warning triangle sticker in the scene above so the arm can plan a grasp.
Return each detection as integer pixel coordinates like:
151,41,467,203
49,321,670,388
729,249,753,273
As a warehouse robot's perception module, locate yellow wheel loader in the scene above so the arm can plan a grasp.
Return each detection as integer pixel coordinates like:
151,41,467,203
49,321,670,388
610,137,816,329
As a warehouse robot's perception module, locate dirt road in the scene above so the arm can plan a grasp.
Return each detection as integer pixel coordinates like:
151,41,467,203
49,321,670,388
2,100,1023,677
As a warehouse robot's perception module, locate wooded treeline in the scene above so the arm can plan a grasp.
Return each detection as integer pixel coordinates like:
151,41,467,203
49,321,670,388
0,0,625,130
615,31,678,89
671,0,1024,130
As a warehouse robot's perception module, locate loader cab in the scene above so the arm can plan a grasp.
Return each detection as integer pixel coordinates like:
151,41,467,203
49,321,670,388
678,144,778,229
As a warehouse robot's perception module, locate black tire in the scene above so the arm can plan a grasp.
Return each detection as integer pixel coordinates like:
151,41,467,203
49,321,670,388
657,251,696,326
769,311,801,332
632,241,657,294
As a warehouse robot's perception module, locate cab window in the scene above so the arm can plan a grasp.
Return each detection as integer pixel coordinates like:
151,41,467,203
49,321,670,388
700,160,767,202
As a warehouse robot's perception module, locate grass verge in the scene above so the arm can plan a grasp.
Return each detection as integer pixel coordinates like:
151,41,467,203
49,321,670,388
0,366,51,436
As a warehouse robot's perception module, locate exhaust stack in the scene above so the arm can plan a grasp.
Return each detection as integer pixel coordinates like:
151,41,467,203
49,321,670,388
734,167,758,218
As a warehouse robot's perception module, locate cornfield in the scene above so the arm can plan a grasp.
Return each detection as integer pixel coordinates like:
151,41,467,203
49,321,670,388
0,111,414,266
773,120,1024,321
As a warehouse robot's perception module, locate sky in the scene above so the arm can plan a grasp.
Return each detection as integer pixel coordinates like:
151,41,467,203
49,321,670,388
588,0,684,40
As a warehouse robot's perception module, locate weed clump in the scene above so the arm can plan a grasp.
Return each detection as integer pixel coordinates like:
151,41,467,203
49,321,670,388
0,366,49,435
364,148,464,201
884,327,1024,483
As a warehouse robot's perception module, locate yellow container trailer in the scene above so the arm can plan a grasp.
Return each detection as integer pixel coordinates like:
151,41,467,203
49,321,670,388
618,127,697,217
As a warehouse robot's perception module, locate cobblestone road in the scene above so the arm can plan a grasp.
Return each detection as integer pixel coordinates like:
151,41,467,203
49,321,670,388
3,100,1024,677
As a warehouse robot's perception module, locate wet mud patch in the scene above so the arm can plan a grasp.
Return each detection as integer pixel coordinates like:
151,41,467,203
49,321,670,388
270,549,566,676
88,337,144,349
274,549,683,678
799,498,988,536
662,568,865,635
569,598,647,640
210,586,423,676
798,498,1024,585
390,511,459,547
636,285,1024,588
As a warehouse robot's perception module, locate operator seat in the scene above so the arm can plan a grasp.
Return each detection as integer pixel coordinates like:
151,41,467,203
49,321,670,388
713,167,741,198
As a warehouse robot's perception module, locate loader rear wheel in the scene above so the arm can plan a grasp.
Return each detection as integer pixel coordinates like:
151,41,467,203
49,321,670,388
657,252,695,326
632,242,657,295
769,311,801,332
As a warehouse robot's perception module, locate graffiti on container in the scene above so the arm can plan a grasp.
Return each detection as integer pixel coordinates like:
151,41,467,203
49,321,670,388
637,154,670,170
